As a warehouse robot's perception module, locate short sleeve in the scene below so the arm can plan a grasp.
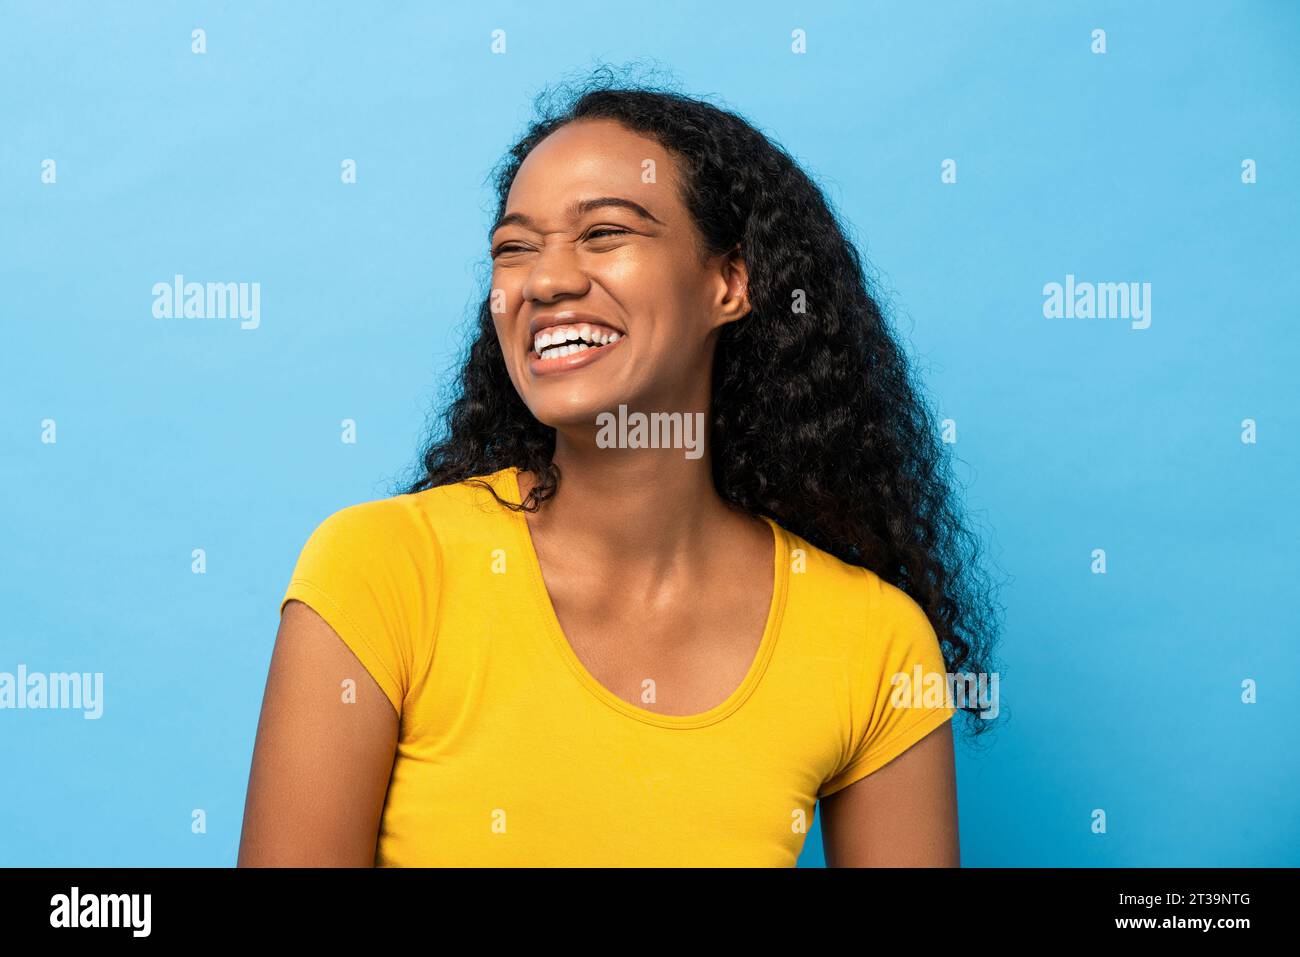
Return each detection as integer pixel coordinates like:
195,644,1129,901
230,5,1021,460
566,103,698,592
818,570,957,799
279,496,440,718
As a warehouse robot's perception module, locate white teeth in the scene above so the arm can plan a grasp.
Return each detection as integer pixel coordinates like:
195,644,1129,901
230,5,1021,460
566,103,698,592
537,342,592,360
534,324,623,357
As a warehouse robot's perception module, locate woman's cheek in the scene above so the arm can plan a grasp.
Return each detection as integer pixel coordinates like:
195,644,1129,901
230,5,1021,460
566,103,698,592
594,245,656,285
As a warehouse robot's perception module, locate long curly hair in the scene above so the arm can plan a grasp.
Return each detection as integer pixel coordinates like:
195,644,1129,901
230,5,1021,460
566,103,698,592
398,64,1003,741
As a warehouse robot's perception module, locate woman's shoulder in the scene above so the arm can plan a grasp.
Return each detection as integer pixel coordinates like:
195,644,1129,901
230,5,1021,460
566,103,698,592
405,466,519,513
774,520,932,630
291,467,515,564
401,466,520,540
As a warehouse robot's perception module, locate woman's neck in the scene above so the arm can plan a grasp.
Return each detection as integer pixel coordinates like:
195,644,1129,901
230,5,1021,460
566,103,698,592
518,439,750,577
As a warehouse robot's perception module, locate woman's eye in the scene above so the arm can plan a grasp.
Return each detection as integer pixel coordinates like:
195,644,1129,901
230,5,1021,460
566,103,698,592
492,228,629,258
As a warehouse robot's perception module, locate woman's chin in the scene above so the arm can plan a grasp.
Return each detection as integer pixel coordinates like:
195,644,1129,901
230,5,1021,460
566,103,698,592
530,400,623,434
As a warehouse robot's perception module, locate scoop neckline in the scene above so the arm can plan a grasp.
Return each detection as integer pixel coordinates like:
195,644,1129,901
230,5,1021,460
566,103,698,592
500,465,789,730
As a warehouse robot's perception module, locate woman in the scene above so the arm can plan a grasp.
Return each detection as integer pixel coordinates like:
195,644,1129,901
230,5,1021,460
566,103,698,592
239,70,999,867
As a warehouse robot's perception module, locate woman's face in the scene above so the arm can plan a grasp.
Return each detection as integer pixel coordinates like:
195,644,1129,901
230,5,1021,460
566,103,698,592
488,118,748,431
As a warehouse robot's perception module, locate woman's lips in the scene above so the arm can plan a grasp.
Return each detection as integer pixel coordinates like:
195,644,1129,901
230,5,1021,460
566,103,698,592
527,334,626,376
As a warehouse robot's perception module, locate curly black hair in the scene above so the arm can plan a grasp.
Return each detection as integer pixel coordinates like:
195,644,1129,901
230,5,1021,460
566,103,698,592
397,62,1004,742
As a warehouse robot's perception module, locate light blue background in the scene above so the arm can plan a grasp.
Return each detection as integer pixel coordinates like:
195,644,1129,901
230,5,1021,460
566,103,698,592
2,0,1297,867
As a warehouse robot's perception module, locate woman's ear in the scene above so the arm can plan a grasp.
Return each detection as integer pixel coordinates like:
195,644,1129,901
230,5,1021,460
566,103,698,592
712,243,751,328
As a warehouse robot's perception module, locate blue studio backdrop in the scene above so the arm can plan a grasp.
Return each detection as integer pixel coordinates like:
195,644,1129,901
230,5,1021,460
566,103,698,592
2,0,1297,867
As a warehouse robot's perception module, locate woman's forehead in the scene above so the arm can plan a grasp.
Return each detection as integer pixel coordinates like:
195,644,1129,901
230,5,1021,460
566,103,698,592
499,130,681,230
508,120,680,205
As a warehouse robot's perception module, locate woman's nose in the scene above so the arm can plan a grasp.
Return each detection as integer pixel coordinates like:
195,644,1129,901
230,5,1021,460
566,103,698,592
521,239,590,304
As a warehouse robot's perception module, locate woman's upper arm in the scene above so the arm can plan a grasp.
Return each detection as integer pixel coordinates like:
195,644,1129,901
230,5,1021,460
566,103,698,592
237,599,398,867
818,719,959,867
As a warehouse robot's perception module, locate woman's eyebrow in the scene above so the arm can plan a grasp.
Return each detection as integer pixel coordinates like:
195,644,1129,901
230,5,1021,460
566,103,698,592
491,196,665,235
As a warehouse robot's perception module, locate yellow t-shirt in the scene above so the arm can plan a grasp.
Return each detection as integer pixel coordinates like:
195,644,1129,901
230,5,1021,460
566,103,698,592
279,466,956,867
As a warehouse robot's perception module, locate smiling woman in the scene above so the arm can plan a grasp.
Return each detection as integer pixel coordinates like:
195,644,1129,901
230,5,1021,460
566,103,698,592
238,65,1002,868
